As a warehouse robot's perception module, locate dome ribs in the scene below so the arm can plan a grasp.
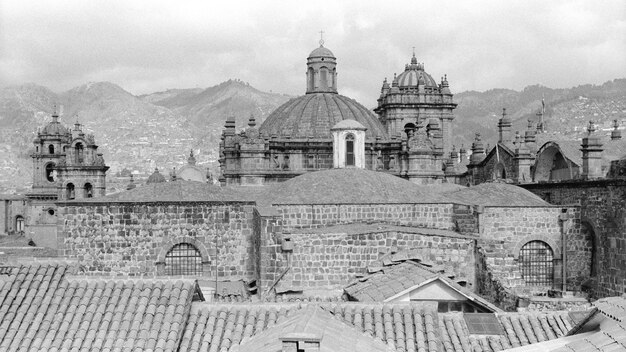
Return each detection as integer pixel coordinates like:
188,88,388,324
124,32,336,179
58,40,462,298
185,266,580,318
259,93,388,140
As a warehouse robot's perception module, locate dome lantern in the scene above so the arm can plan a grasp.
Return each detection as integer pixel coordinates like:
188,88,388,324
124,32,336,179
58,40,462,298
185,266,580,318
306,39,338,94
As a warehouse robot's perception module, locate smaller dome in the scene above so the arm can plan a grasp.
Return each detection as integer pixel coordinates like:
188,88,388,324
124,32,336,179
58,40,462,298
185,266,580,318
308,45,335,59
41,115,69,135
147,168,166,184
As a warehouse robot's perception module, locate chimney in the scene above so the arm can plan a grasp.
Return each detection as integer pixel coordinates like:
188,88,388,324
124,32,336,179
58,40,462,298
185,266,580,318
581,121,604,179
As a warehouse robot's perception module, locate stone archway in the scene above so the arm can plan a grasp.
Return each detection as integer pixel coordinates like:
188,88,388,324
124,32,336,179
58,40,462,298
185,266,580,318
155,236,211,276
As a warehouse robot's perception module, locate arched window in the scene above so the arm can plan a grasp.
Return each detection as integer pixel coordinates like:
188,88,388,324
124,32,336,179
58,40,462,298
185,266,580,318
320,67,328,90
15,215,24,233
84,183,93,198
307,67,315,91
74,143,84,164
48,144,54,154
165,243,203,275
345,134,355,166
519,241,554,286
45,163,56,182
66,183,75,200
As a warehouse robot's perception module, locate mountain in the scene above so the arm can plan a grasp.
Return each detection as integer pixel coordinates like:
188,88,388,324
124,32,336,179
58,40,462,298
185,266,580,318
452,79,626,149
0,78,624,193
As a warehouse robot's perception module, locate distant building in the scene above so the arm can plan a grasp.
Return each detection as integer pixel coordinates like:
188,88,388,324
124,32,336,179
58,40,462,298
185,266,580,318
1,110,108,246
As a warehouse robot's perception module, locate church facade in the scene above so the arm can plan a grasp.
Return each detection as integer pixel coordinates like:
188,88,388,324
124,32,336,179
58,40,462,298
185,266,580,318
219,43,464,186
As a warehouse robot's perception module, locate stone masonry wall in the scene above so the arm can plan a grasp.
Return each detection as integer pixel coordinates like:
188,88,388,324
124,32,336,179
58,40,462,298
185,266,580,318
523,180,626,299
261,229,476,295
58,202,257,278
275,203,457,231
477,206,582,295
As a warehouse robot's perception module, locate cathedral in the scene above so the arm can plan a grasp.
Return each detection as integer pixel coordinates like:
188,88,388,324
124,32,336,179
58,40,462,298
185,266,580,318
219,42,464,186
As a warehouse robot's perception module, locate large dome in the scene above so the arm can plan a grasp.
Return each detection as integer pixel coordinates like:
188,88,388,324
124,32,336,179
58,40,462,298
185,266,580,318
259,93,387,139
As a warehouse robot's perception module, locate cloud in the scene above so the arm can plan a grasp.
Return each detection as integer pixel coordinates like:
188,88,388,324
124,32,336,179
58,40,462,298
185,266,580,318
1,0,624,106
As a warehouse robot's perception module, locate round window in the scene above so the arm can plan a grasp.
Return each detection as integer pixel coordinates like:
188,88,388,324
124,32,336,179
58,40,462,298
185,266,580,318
48,209,55,216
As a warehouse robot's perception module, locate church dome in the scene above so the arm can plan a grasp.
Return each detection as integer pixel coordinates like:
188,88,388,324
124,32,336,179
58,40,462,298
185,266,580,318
41,114,69,135
396,54,438,89
259,93,387,139
146,168,166,184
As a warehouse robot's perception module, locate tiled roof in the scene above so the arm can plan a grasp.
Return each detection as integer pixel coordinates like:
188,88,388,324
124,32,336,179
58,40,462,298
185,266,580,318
179,303,302,352
442,182,550,207
440,311,582,352
180,301,581,352
344,261,440,302
233,305,390,352
501,297,626,351
266,168,450,205
0,264,200,351
70,180,258,203
343,257,500,313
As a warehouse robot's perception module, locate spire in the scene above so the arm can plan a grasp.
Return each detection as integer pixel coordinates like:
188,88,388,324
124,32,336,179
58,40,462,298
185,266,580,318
248,113,256,128
319,30,324,46
411,48,417,65
52,104,59,123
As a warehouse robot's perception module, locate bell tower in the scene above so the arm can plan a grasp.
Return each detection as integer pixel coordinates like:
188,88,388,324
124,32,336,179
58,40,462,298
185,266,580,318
30,108,70,199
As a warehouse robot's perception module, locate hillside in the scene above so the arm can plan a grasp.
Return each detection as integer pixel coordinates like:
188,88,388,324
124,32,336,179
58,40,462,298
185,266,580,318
0,78,624,193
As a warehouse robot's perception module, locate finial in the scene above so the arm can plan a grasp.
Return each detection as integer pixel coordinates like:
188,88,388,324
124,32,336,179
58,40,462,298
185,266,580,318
475,133,481,141
614,119,619,129
444,74,447,81
501,108,506,120
587,121,596,134
53,104,57,116
319,30,324,46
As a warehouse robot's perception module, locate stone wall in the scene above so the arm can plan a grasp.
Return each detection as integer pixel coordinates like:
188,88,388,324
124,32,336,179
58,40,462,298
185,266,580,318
477,206,583,294
475,247,519,311
260,227,476,295
58,201,258,279
523,180,626,299
275,203,457,231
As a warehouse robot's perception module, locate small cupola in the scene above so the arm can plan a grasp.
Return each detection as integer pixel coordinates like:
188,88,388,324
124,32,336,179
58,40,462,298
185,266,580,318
306,35,338,94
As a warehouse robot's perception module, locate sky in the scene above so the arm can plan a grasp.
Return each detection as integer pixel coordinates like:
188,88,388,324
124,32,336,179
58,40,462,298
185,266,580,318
0,0,624,105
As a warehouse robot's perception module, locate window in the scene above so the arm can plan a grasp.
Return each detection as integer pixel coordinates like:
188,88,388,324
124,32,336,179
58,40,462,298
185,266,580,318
15,216,24,233
46,163,56,182
165,243,203,276
66,183,75,200
345,134,355,166
320,67,328,89
74,143,84,164
48,144,54,154
84,183,93,198
519,241,554,286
